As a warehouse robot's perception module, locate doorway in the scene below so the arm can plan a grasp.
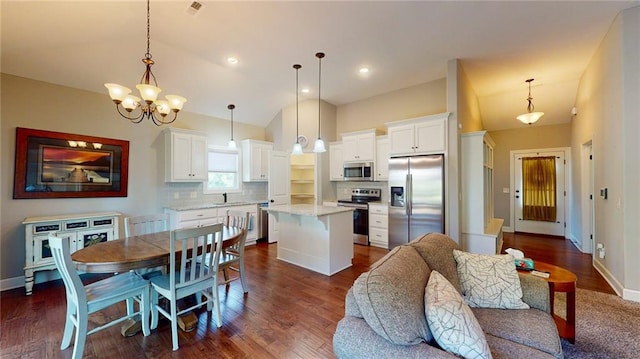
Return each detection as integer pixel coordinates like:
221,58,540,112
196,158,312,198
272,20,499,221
581,141,594,253
510,148,570,237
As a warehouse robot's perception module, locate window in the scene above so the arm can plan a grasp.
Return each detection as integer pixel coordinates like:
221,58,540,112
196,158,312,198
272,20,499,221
204,146,242,194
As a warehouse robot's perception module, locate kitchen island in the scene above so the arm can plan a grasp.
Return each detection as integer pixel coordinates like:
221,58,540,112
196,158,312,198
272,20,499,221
266,204,354,276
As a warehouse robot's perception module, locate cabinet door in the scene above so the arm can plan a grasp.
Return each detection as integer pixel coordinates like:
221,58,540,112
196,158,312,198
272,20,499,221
342,136,359,162
356,134,375,162
190,135,208,180
414,119,446,154
171,132,194,180
33,233,74,266
388,124,416,156
248,144,263,181
77,228,113,252
375,138,390,181
329,143,344,181
258,144,271,180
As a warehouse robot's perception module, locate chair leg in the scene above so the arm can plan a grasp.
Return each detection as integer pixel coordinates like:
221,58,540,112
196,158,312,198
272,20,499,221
212,286,222,328
239,259,248,293
140,288,150,336
150,289,159,330
126,297,135,316
72,308,89,359
60,299,75,350
223,268,230,283
170,299,179,351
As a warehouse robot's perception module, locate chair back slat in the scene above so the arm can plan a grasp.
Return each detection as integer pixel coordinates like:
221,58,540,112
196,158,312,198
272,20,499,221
124,213,169,238
49,235,87,306
169,224,222,291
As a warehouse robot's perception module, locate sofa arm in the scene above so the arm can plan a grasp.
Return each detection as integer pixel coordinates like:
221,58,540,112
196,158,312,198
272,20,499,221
333,316,458,359
519,273,550,313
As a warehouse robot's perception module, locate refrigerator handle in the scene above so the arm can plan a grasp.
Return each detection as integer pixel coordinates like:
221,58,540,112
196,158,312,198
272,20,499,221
406,174,412,216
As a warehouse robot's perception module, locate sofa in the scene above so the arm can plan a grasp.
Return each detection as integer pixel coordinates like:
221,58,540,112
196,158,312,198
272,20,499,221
333,233,563,359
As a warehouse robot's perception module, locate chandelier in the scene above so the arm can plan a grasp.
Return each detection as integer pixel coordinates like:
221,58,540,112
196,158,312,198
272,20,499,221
104,0,186,126
516,78,544,125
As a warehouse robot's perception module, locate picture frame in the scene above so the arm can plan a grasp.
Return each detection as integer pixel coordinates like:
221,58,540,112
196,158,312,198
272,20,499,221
13,127,129,199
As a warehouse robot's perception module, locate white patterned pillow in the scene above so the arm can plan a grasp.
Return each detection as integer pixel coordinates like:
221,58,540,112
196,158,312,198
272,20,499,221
453,250,529,309
425,271,492,359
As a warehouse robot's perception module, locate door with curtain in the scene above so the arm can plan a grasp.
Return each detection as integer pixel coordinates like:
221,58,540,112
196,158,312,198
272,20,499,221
514,151,565,236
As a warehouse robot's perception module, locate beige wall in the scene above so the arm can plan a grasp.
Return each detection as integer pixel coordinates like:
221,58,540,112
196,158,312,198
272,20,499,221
456,62,483,133
336,78,446,135
1,74,266,284
489,124,572,228
572,6,640,298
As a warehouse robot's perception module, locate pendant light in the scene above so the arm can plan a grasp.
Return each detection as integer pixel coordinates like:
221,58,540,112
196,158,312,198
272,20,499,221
313,52,326,153
227,104,236,149
516,78,544,125
292,64,303,155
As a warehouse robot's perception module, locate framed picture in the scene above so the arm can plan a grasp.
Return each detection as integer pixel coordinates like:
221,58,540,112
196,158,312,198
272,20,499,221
13,127,129,199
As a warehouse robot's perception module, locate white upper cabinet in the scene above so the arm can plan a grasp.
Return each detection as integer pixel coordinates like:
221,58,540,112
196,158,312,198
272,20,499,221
329,142,344,181
241,139,273,182
164,128,208,182
387,113,449,156
342,129,378,162
375,136,390,181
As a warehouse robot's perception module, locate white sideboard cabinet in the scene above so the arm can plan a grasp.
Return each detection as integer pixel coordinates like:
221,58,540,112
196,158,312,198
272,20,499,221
23,211,120,295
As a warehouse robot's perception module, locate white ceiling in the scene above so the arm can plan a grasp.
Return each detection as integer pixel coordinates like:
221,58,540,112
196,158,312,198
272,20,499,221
2,1,638,131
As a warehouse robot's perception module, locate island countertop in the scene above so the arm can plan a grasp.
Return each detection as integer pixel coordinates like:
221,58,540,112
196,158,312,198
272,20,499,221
265,204,353,217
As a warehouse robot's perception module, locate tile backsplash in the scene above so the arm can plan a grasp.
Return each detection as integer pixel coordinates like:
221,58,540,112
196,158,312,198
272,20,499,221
164,182,268,208
336,181,389,203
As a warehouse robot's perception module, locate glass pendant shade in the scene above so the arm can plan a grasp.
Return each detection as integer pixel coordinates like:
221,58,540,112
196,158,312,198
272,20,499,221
313,138,326,153
136,84,162,103
228,139,237,150
517,111,544,125
122,95,141,111
166,95,187,110
155,100,171,116
104,83,131,103
292,142,303,155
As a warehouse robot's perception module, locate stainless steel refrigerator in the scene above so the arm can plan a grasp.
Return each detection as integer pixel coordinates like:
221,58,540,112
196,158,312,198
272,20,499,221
388,155,444,249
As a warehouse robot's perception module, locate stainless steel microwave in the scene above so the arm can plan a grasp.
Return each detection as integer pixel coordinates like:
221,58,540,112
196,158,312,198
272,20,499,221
343,162,373,181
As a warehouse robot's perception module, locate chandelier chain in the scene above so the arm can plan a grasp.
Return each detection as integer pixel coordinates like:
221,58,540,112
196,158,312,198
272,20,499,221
146,0,151,59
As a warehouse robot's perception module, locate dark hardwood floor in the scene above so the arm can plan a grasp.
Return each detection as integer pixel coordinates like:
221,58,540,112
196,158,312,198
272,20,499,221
1,232,614,358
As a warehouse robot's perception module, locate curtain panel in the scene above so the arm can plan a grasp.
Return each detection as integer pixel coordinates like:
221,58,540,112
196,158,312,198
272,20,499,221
522,156,557,222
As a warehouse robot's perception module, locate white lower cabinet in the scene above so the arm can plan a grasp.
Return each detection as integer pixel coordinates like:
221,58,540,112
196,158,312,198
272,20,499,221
368,203,388,249
166,203,259,246
23,211,120,295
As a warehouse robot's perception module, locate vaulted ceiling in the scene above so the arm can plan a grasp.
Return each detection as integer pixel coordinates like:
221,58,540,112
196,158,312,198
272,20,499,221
3,1,638,131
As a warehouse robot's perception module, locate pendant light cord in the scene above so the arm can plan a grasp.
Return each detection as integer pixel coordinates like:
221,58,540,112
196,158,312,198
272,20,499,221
228,104,235,140
316,52,324,140
294,64,301,143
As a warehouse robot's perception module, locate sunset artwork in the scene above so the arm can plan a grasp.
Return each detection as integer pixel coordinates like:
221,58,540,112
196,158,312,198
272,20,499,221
40,146,112,184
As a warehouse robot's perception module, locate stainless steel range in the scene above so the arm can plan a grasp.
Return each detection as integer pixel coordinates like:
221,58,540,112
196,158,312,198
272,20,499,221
337,188,382,245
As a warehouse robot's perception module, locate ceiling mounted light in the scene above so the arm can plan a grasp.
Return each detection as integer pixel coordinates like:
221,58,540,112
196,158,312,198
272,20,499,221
516,78,544,125
292,64,303,155
105,0,186,126
313,52,326,153
227,104,236,149
227,57,239,65
359,67,370,74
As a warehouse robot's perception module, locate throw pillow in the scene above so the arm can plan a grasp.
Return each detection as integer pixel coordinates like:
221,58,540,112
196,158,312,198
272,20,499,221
425,271,492,359
453,250,529,309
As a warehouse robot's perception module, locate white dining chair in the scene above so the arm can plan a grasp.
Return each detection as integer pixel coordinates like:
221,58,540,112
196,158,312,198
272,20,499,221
49,235,151,359
123,213,170,316
149,223,224,351
220,210,250,293
124,213,169,238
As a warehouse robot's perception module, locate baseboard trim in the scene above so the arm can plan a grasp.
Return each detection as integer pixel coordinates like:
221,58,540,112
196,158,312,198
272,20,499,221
1,276,25,292
502,226,514,233
593,260,624,296
622,288,640,303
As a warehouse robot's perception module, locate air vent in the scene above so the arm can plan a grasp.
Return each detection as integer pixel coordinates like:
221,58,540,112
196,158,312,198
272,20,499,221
185,1,204,16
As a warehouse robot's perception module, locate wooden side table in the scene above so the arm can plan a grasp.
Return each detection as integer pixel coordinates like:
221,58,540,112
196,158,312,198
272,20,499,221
526,262,577,343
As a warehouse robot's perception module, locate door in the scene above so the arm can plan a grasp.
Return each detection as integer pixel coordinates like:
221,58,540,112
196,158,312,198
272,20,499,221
409,155,444,240
268,150,290,243
514,151,566,236
388,157,409,249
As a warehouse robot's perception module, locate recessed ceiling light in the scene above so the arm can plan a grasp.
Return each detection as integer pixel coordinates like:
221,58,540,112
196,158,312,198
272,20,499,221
359,67,370,74
301,88,310,94
227,57,239,65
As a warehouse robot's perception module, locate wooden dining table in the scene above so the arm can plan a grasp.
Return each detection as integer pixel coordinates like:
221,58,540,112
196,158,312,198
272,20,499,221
71,226,244,273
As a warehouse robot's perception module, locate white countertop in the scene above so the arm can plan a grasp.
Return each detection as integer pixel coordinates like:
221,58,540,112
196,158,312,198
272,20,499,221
265,204,354,217
165,200,267,211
